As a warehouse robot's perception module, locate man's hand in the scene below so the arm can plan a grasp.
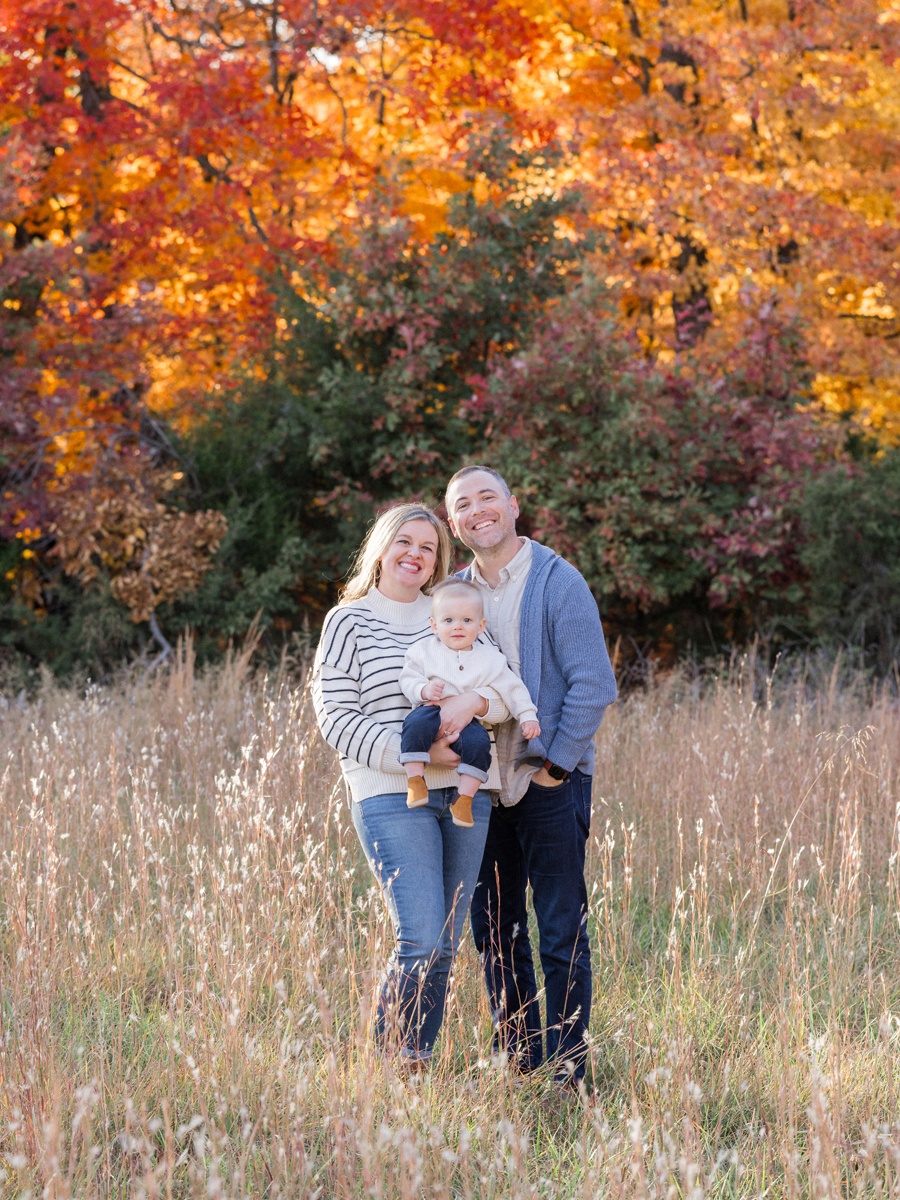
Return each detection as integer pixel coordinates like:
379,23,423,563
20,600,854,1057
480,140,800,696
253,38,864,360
434,691,489,739
532,766,565,788
428,734,462,768
421,680,445,702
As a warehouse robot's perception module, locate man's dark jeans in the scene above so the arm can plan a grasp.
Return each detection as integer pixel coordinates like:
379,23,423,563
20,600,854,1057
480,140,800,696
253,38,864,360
470,769,592,1083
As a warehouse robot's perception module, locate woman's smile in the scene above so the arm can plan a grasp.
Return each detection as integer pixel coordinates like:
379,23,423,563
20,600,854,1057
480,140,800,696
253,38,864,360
377,519,438,601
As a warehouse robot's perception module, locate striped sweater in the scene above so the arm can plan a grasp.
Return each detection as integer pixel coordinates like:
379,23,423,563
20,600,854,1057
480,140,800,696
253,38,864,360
312,587,506,803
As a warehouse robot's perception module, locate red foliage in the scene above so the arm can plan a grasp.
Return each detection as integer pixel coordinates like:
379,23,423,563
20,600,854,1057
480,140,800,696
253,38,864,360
470,288,836,620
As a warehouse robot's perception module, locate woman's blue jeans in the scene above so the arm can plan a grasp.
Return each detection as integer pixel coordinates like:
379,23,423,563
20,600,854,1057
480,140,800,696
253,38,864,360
351,787,491,1062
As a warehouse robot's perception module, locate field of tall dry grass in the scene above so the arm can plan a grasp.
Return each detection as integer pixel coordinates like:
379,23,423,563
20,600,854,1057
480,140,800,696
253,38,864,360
1,643,900,1198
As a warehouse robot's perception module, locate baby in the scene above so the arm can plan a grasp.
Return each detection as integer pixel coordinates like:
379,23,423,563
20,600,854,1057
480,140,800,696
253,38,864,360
399,578,540,828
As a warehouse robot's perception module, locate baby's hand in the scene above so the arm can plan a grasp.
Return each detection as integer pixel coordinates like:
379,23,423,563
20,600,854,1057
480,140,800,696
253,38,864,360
422,680,445,703
521,719,541,740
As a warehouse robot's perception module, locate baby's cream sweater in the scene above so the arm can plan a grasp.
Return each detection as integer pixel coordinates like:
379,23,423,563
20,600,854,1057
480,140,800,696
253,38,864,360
400,637,538,723
313,590,509,803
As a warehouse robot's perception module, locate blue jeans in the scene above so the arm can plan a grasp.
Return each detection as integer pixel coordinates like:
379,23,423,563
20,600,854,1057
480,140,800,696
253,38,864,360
398,705,492,784
351,787,491,1062
470,770,593,1083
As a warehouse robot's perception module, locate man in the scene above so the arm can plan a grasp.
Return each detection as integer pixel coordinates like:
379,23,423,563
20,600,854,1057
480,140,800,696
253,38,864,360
444,465,617,1091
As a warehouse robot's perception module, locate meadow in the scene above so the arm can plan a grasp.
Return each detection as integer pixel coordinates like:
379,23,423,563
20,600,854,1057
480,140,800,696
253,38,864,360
1,644,900,1198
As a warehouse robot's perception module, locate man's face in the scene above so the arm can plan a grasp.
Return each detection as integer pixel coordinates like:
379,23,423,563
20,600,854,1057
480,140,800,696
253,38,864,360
446,471,519,553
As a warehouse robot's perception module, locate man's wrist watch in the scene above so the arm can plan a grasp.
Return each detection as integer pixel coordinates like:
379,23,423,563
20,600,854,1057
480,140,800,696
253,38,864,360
543,759,568,781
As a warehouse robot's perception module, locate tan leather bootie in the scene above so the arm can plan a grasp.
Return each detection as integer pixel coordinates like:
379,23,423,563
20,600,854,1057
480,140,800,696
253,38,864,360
406,776,429,808
449,792,474,828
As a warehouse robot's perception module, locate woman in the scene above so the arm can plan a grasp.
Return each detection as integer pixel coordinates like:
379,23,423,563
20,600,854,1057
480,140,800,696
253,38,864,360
313,504,506,1067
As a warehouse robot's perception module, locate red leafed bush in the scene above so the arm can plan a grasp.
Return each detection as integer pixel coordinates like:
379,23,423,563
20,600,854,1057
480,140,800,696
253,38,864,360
471,287,835,636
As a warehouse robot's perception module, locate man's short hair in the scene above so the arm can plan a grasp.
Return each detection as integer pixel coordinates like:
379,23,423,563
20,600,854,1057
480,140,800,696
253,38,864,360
445,464,512,502
428,577,484,613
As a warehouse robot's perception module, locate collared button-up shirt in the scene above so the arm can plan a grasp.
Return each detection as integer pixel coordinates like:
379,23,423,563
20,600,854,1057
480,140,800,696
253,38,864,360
469,537,540,805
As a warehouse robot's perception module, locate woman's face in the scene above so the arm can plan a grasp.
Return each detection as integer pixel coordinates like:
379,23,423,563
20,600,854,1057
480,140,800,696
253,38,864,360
377,519,439,602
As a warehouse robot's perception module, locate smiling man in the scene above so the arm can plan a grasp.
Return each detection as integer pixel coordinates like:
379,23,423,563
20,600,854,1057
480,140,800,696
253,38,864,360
445,465,617,1094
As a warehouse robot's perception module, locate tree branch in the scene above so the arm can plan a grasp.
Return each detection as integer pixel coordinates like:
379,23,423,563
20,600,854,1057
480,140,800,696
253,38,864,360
144,610,173,675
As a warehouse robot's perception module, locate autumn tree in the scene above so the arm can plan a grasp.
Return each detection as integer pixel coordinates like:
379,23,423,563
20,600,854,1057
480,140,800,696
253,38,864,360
529,0,900,439
1,0,550,663
473,283,832,648
6,0,900,467
49,468,226,663
175,139,584,639
5,0,900,672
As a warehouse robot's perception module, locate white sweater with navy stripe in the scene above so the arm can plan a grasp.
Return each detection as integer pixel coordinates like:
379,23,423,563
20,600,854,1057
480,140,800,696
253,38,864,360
313,588,507,803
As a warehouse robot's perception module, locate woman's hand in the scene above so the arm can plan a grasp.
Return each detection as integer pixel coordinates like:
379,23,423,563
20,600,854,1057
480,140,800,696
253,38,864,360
434,691,489,739
428,734,462,769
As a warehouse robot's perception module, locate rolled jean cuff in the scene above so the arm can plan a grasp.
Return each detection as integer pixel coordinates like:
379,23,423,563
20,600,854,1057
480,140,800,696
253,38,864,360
458,761,490,784
398,751,431,765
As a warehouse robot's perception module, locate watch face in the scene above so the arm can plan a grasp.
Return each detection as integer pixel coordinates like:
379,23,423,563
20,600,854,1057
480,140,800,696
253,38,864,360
548,763,568,780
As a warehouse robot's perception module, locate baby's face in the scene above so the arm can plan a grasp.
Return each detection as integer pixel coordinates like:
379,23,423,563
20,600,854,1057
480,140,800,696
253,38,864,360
431,594,486,651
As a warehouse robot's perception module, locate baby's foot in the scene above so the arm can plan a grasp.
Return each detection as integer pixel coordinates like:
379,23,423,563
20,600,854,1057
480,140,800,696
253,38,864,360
450,792,474,828
406,777,429,808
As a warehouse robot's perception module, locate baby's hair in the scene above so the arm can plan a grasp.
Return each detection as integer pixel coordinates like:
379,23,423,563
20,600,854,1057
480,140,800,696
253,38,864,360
429,577,484,614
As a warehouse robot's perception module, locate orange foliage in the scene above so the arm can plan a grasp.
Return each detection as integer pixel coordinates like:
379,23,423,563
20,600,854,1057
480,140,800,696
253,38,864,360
0,0,549,615
49,471,227,623
0,0,544,413
531,0,900,433
3,0,900,622
2,2,899,420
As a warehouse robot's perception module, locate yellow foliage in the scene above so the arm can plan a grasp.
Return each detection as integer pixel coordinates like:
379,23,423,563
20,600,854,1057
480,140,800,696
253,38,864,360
812,375,900,446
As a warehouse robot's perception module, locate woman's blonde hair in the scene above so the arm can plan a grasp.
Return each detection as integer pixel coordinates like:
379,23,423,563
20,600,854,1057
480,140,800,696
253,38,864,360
340,504,451,605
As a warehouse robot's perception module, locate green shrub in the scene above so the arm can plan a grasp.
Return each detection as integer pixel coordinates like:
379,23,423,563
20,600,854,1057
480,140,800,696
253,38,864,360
802,447,900,670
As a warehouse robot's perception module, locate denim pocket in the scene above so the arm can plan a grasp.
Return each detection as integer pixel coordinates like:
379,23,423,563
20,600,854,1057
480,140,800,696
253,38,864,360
528,777,568,795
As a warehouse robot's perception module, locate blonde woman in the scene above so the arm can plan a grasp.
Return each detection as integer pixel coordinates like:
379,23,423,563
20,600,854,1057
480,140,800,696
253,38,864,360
313,504,507,1068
